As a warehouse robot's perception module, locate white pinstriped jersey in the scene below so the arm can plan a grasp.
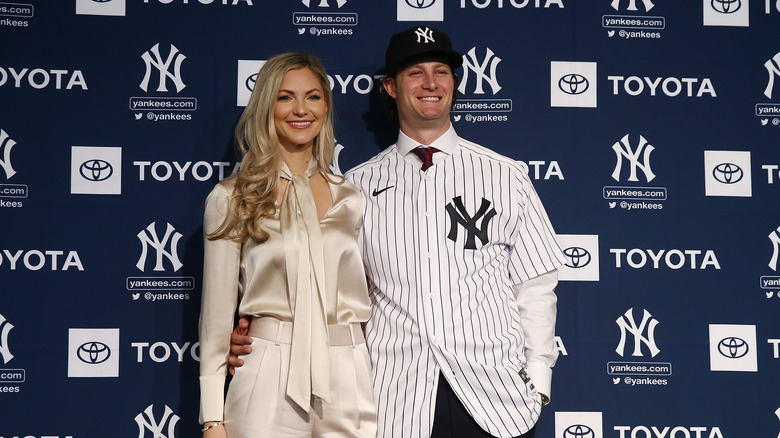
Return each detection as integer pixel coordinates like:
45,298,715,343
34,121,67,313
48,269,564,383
345,126,565,438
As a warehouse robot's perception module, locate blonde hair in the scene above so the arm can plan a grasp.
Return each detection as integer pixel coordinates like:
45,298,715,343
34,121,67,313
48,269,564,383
208,52,336,243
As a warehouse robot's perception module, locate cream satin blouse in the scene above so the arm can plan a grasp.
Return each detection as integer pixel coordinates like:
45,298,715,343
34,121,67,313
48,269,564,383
198,167,371,423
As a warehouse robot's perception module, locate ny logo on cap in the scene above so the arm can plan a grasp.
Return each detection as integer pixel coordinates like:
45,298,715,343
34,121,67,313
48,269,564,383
415,27,435,43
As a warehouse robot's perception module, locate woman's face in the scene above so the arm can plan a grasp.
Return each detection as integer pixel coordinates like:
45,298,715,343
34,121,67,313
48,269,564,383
274,67,328,152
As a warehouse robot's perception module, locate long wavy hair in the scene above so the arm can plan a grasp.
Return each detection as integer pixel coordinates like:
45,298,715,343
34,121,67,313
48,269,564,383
208,52,336,243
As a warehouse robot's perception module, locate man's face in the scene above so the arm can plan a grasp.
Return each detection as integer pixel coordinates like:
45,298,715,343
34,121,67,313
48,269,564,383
383,61,455,129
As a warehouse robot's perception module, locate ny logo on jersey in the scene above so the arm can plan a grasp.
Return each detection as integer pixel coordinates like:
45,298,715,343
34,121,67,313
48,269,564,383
136,221,183,272
611,134,656,182
415,26,435,43
764,51,780,99
0,129,18,180
135,404,180,438
446,196,497,250
140,43,187,93
768,225,780,271
458,47,502,95
615,308,660,358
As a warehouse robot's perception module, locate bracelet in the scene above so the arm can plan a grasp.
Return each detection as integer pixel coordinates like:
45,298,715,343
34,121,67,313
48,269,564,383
201,422,223,432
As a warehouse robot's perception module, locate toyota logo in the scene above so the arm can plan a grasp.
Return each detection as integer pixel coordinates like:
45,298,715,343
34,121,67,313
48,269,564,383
712,163,743,184
405,0,436,8
711,0,740,13
77,341,112,364
245,72,258,92
563,246,591,268
80,159,114,182
564,424,595,438
559,74,589,95
717,337,749,359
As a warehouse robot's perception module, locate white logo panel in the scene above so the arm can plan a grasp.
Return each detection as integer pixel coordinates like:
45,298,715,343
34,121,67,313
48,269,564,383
551,62,597,108
76,0,126,16
704,150,752,197
71,146,122,195
703,0,749,27
67,328,120,377
709,324,757,372
557,234,600,282
237,60,266,107
556,412,603,438
397,0,443,21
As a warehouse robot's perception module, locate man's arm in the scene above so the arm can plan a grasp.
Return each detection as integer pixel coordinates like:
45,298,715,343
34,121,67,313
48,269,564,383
513,269,559,405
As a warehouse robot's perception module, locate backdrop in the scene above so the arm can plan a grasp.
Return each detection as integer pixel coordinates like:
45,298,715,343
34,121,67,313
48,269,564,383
1,1,779,437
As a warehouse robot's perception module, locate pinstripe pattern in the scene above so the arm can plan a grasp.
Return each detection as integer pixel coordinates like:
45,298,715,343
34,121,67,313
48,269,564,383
345,129,565,438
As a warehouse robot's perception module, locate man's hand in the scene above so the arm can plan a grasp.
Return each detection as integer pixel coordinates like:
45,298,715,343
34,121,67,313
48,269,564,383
228,316,253,375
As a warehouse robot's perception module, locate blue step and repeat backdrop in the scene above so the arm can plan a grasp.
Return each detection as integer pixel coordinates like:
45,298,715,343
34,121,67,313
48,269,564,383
1,0,780,437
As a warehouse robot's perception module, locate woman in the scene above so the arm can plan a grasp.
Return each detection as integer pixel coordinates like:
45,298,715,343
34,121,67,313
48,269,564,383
198,52,376,438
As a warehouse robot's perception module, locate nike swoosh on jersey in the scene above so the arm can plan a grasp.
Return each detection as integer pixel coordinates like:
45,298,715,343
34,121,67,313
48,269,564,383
372,186,395,196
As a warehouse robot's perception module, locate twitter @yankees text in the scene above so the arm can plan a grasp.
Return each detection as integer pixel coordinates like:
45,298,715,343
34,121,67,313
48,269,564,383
129,97,197,121
602,14,664,39
452,99,512,123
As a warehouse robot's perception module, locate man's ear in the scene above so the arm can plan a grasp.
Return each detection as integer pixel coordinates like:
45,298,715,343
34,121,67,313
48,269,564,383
382,77,397,99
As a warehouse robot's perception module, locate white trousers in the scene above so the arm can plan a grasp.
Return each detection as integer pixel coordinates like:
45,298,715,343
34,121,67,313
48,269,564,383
223,320,377,438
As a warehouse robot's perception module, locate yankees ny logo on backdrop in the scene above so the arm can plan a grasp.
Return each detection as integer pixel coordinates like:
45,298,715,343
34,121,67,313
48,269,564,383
135,404,180,438
612,134,656,183
0,129,17,180
615,308,660,358
446,196,496,250
137,221,183,272
459,47,502,95
140,43,186,93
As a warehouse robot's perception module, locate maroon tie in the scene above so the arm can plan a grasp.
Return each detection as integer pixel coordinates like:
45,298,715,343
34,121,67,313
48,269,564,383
411,146,439,171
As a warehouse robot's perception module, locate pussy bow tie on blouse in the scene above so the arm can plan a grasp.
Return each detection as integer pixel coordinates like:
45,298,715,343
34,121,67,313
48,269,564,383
279,159,330,410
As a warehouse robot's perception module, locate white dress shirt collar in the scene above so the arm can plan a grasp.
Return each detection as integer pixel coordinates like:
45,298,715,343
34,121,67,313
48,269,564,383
396,124,459,166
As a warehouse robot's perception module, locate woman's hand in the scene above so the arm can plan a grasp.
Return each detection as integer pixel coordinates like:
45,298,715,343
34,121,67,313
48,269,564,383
202,422,227,438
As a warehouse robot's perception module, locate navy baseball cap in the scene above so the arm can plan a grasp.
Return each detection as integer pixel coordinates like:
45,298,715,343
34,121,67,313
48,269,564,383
384,26,463,77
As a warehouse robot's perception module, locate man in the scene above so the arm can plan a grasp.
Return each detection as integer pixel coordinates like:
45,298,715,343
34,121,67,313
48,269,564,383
229,26,565,438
